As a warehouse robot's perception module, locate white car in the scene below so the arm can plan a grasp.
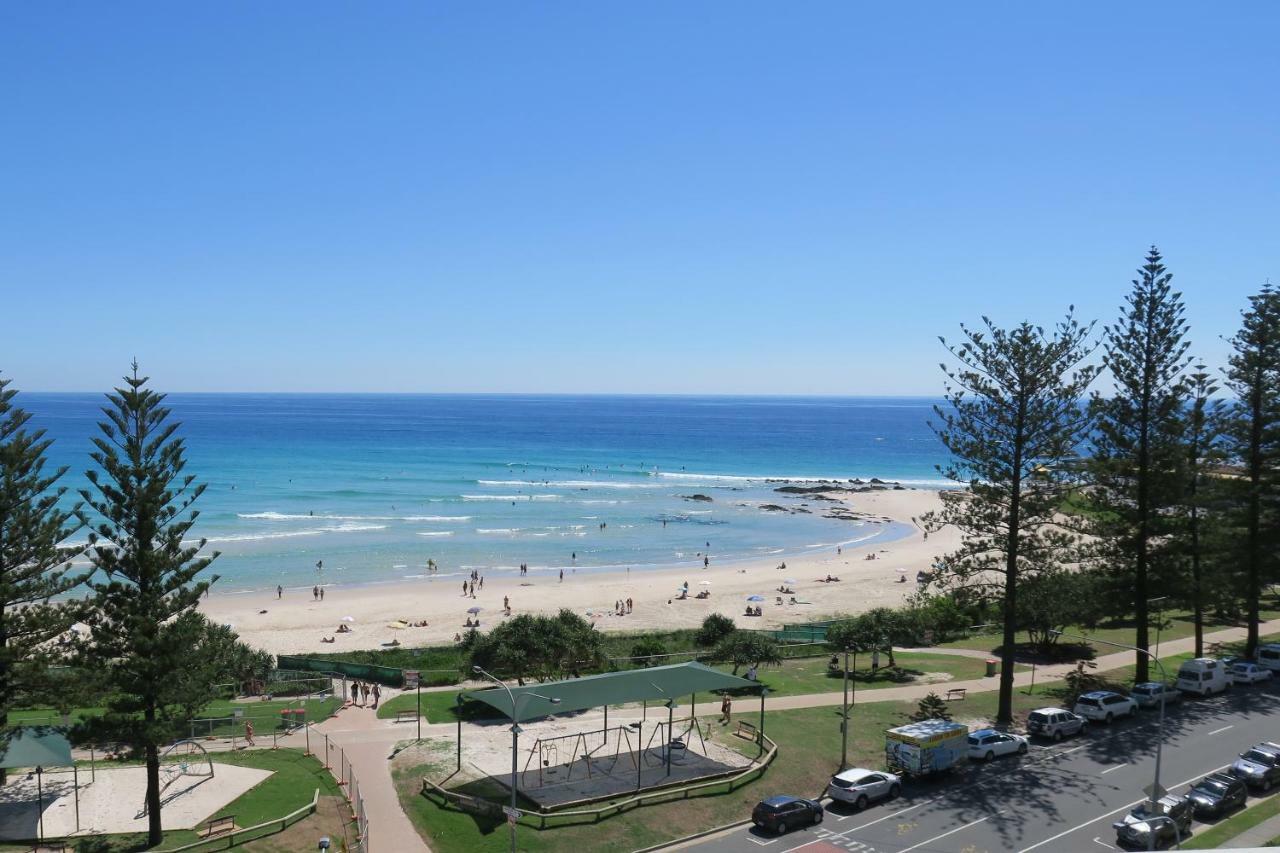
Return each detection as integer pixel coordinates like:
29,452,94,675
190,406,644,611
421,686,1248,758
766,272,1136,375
966,729,1029,761
826,768,902,810
1073,691,1138,724
1130,682,1181,710
1229,662,1274,685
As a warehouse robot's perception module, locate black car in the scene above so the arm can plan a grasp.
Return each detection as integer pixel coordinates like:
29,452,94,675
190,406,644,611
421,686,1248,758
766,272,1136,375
1186,772,1248,818
751,795,824,834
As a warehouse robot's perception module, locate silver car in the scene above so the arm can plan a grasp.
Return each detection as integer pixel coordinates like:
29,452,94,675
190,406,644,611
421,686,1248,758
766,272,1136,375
1130,682,1181,710
826,767,902,810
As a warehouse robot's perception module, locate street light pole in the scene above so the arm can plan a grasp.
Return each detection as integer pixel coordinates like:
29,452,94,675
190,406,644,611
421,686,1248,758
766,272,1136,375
840,648,850,770
1051,631,1171,819
1148,596,1168,661
472,666,560,853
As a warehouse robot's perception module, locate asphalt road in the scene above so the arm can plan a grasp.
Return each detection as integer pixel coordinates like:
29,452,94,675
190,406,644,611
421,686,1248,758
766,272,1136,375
685,683,1280,853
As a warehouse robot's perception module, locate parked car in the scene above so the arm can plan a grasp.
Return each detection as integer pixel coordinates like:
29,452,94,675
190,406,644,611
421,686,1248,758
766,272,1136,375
826,768,902,809
1026,707,1088,741
966,729,1028,761
1257,643,1280,672
1130,682,1181,710
1074,691,1138,724
1186,772,1248,818
1232,743,1280,791
1177,658,1230,696
751,795,823,834
1113,794,1193,849
1229,662,1274,685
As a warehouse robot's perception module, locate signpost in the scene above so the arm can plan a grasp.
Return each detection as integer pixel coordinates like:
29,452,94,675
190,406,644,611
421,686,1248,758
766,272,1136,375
404,671,421,740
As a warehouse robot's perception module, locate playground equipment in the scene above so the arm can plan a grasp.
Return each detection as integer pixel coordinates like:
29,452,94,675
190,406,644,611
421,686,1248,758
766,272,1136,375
518,718,713,789
139,739,216,816
641,716,708,768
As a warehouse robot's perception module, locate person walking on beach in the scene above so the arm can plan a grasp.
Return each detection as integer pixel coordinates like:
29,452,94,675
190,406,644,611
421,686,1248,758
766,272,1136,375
704,556,709,568
371,683,381,709
479,575,484,590
462,581,468,597
559,569,564,582
277,584,283,599
350,681,359,705
312,586,318,601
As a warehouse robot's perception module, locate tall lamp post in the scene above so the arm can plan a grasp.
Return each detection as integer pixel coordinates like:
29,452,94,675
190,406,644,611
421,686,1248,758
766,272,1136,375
1148,596,1168,661
1051,630,1172,843
472,666,561,853
839,647,858,771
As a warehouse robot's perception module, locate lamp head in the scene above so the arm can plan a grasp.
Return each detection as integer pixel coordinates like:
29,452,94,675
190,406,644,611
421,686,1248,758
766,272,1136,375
318,837,331,851
549,697,561,705
472,665,482,674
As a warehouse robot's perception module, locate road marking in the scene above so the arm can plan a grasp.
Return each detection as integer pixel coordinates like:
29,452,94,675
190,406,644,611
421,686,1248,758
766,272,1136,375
1100,763,1127,775
896,810,1006,853
1092,837,1116,849
1017,764,1231,852
746,836,778,846
781,799,942,851
1209,724,1234,735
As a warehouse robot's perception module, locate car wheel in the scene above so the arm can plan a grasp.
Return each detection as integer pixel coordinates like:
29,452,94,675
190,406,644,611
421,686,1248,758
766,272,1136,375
1052,730,1063,742
1263,778,1273,792
813,810,823,825
856,794,868,810
889,783,901,799
777,821,787,835
985,750,995,762
1018,742,1028,754
1105,713,1113,724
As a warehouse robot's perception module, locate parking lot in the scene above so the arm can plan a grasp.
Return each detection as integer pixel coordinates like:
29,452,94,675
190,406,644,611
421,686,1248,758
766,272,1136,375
684,682,1280,852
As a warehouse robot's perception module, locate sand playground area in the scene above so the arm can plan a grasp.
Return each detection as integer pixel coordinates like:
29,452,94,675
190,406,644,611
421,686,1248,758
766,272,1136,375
0,762,272,839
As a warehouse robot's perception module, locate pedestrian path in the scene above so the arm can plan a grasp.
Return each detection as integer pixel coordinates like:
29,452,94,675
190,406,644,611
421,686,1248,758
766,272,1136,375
1225,808,1280,847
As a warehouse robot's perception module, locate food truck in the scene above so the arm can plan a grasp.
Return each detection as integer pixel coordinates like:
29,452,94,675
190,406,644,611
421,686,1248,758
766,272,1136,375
884,719,969,777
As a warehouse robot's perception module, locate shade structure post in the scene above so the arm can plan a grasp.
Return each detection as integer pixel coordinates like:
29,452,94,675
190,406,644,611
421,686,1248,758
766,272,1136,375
758,688,767,758
456,694,464,772
665,701,674,776
603,704,608,738
416,682,422,741
36,766,43,843
74,764,80,830
509,723,520,853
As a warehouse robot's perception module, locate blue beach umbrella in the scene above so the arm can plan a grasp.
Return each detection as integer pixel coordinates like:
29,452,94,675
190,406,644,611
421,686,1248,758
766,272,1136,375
746,595,765,602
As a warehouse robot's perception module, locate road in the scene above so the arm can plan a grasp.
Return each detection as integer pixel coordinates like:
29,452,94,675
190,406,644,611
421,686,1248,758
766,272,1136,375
684,683,1280,852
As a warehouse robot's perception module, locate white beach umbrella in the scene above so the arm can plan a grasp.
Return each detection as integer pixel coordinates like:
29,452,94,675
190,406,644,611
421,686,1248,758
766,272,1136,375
467,606,483,614
341,615,356,622
783,578,798,585
699,580,712,586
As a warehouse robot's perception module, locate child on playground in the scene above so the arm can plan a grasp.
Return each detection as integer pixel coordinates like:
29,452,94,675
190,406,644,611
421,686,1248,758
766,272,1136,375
244,720,255,747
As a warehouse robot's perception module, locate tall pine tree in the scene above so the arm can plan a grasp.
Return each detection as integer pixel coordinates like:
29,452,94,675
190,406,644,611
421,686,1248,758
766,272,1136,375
1223,284,1280,657
1087,247,1192,682
79,365,219,847
927,312,1098,724
1181,364,1222,658
0,376,84,764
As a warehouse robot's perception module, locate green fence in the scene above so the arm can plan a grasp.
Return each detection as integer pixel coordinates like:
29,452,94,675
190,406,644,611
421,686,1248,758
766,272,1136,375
766,621,836,643
277,655,407,687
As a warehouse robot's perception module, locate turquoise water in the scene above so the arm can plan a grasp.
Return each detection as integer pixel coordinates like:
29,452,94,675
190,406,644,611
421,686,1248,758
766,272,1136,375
24,394,945,592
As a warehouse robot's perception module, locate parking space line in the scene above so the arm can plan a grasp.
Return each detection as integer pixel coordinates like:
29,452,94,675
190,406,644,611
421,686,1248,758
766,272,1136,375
746,836,778,846
1209,724,1234,735
1100,763,1127,775
1092,837,1117,849
897,810,1006,853
1017,764,1231,852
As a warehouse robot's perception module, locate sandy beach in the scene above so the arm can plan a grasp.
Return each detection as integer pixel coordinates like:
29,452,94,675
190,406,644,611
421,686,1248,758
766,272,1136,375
200,488,959,656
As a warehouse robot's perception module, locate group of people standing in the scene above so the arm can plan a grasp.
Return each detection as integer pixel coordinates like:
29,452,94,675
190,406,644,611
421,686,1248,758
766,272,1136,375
349,679,381,709
614,597,633,616
462,571,483,598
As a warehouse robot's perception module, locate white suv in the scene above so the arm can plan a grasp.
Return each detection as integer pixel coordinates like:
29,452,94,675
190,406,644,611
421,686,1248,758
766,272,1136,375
1026,707,1087,741
1073,691,1137,724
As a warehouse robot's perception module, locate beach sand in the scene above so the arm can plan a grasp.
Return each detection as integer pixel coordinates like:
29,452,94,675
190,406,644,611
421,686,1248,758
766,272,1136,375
200,488,959,656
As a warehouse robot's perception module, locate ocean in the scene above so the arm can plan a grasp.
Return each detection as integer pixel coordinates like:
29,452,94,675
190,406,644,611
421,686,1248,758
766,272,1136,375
23,394,948,593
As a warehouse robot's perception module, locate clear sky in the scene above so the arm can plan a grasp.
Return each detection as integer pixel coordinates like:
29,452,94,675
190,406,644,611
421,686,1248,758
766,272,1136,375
2,3,1277,394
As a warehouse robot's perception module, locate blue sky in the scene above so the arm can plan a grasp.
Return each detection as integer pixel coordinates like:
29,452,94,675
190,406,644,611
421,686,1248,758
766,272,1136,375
2,3,1277,394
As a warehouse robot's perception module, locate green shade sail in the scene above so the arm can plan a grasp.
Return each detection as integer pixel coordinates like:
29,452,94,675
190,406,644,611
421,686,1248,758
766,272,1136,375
464,661,760,723
0,727,74,769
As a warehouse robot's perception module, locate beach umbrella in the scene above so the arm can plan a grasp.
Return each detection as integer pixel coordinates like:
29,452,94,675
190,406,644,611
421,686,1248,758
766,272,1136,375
467,606,483,614
341,615,356,623
699,580,712,586
783,578,798,585
746,595,765,602
895,568,908,574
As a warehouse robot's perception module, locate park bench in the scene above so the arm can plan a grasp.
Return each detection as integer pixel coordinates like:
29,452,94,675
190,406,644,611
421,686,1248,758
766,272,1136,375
200,815,236,838
396,709,420,723
734,720,759,741
945,688,967,701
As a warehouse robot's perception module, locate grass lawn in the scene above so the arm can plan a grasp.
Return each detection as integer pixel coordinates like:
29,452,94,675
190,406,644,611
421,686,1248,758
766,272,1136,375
7,696,343,736
378,689,488,722
707,651,1014,698
1182,789,1280,849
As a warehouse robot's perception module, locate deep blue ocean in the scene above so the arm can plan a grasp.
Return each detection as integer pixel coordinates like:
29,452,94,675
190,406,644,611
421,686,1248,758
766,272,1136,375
23,394,947,593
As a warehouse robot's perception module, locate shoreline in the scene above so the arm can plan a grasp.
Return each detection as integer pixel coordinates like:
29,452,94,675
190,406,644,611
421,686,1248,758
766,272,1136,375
201,487,960,656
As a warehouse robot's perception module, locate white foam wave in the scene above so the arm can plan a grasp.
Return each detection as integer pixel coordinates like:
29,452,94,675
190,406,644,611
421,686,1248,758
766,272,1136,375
239,511,470,521
477,479,662,490
462,494,560,501
205,523,387,543
414,531,454,537
476,528,519,534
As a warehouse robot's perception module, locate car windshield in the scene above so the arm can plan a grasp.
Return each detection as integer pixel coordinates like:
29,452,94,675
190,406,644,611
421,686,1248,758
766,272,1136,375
1243,750,1276,765
1133,686,1153,695
967,736,979,745
1194,780,1227,796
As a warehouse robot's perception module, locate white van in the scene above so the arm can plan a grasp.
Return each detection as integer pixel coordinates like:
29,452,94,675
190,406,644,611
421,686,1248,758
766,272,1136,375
1177,658,1229,697
1257,644,1280,672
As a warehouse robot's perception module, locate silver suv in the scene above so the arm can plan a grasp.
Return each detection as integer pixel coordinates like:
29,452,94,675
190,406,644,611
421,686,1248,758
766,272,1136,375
1026,707,1087,741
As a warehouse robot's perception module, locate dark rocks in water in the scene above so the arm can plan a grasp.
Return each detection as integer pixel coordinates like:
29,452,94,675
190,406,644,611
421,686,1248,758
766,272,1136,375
681,494,713,502
893,484,906,490
869,478,885,484
760,504,811,514
775,485,839,494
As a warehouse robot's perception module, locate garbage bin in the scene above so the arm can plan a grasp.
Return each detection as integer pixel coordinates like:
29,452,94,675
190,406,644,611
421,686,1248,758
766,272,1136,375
985,659,998,677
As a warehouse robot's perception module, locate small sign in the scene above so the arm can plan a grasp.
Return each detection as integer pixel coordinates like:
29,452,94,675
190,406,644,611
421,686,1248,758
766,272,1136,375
508,813,518,826
502,805,521,820
404,670,420,689
1143,783,1168,801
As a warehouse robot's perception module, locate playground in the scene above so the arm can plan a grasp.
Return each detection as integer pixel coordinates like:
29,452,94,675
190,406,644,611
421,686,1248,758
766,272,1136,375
0,740,272,839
